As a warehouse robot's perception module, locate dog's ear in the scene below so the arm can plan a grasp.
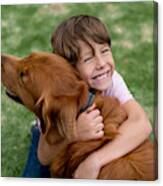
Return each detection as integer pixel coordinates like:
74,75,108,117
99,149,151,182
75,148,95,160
38,80,88,145
56,81,89,142
56,82,89,142
39,94,79,144
54,81,89,142
58,97,79,142
19,67,30,84
38,96,64,145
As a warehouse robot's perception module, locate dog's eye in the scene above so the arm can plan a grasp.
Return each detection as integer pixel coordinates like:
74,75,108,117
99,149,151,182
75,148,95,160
19,71,25,78
19,69,28,83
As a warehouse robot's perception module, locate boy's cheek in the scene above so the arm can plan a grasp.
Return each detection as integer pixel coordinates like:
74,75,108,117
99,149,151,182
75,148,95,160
81,73,92,84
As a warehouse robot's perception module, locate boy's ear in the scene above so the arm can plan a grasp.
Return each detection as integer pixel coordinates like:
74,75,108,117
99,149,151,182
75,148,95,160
1,53,21,63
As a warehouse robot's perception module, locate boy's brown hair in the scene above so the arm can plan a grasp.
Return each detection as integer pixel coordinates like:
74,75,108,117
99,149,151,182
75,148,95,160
51,15,111,65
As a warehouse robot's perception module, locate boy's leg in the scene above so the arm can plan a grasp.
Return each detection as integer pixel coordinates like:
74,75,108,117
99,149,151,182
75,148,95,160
22,124,51,178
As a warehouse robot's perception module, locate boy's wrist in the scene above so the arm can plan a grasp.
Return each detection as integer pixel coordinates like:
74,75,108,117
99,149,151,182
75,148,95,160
88,151,104,170
90,148,114,169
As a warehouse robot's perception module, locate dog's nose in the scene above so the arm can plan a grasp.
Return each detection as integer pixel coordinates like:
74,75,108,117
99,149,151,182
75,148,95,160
1,54,11,72
1,54,5,71
1,54,7,72
1,53,9,64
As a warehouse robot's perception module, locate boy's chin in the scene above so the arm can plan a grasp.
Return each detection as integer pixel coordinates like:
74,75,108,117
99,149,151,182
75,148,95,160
92,81,112,92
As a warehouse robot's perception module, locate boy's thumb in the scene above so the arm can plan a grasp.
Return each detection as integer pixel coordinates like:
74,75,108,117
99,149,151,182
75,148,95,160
86,103,96,113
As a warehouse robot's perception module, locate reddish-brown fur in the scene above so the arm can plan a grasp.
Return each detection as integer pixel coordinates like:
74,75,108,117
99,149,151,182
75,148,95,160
1,52,156,180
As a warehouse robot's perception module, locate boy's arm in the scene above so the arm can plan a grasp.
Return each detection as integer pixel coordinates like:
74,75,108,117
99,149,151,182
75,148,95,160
73,99,152,179
95,100,152,165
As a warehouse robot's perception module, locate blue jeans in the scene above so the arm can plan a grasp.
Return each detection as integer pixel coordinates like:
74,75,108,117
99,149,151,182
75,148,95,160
22,125,50,178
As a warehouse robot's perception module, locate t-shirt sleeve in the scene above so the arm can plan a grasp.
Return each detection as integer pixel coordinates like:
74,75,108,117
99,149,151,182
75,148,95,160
108,71,134,104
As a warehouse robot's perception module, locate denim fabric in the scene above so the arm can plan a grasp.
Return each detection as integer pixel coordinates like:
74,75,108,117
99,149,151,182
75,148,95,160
22,125,50,178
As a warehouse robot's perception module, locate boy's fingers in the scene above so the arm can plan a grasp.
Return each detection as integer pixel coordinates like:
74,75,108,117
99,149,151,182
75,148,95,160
96,123,104,131
94,130,104,139
88,109,101,120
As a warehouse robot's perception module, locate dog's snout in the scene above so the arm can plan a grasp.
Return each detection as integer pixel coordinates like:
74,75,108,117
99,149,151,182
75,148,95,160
1,54,9,63
1,53,18,73
1,54,10,69
1,55,6,72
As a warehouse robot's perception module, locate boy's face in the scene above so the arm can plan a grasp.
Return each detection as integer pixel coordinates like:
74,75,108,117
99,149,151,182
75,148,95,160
76,40,115,92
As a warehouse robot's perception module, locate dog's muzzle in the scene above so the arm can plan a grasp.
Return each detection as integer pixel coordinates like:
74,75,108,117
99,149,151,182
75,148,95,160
6,90,23,104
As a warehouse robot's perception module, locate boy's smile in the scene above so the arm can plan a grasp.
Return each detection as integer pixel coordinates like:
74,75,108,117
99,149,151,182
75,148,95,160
76,40,115,92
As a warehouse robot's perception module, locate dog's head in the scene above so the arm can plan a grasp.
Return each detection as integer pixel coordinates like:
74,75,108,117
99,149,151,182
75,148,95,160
1,52,89,144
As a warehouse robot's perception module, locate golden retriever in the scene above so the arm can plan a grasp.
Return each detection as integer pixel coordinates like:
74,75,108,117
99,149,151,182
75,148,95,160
1,52,156,180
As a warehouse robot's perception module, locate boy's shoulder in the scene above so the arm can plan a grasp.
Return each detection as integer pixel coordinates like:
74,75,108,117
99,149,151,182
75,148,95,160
105,70,134,104
110,70,126,92
112,70,123,81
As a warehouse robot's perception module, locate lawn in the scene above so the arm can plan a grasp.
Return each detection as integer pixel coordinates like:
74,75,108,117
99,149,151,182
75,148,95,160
1,1,157,177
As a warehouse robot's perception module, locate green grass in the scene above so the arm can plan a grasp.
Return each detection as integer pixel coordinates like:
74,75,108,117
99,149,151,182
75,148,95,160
1,1,157,177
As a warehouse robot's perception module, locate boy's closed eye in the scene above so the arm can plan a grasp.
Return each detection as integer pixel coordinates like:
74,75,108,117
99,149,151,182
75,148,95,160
83,48,111,63
101,47,111,55
83,55,94,63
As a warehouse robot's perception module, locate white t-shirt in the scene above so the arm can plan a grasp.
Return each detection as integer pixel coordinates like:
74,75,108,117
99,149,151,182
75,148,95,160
102,70,134,105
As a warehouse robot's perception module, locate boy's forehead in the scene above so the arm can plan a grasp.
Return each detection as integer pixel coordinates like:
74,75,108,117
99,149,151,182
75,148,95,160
78,40,109,54
78,40,91,50
78,42,93,58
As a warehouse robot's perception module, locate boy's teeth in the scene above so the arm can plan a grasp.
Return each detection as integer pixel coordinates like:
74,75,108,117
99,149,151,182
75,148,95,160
95,72,108,80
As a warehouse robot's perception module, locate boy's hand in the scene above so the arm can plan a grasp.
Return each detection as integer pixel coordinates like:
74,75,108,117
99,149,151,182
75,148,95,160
76,103,104,141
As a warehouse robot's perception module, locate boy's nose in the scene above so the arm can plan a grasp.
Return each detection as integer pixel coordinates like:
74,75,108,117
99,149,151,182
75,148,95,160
95,55,106,69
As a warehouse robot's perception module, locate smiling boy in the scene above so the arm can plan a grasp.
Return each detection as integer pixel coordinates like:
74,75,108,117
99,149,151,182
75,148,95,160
36,15,152,179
